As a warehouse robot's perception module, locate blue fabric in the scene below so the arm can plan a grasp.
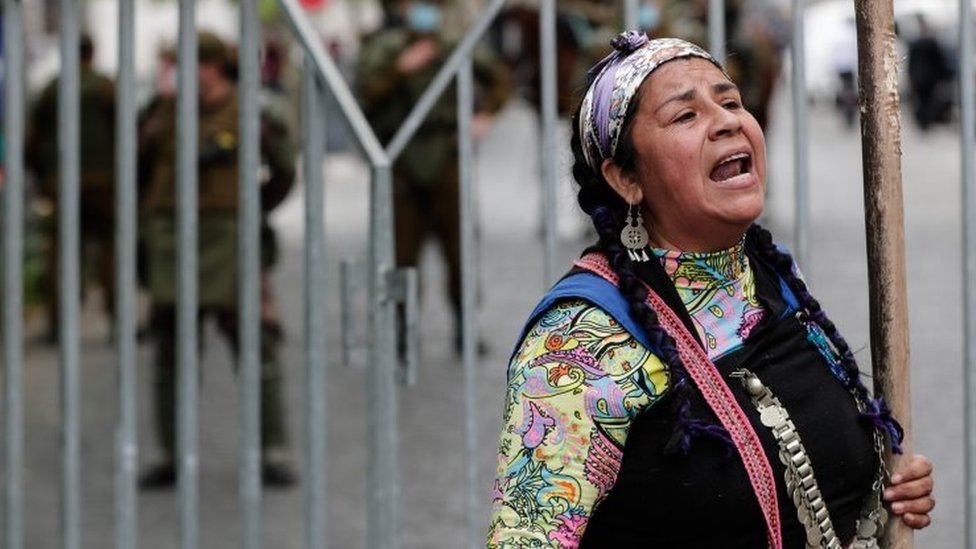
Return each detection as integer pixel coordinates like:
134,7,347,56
778,276,799,317
514,272,656,359
513,264,801,361
774,243,801,315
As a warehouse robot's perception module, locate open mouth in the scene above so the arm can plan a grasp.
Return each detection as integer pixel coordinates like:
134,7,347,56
709,153,752,182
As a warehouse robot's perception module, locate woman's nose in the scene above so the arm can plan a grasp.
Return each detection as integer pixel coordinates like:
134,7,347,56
710,104,742,139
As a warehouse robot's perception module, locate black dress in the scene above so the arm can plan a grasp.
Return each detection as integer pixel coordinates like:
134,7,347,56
580,253,878,548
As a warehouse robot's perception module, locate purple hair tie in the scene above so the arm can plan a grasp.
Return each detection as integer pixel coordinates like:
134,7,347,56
611,30,649,53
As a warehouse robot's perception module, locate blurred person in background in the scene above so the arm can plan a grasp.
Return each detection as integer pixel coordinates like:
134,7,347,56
831,17,859,129
356,0,510,354
488,33,934,546
25,33,116,344
907,13,954,131
137,31,297,489
492,0,616,117
662,0,782,131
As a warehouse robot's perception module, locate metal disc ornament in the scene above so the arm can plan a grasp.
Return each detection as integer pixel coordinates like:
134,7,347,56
620,207,650,262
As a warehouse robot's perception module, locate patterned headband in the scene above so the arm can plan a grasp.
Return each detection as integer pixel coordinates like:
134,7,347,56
578,33,727,172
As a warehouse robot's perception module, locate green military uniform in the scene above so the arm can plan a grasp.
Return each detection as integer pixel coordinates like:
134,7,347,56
26,64,116,336
356,26,509,337
139,35,296,477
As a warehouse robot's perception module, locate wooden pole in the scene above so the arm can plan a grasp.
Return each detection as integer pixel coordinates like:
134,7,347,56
853,0,913,548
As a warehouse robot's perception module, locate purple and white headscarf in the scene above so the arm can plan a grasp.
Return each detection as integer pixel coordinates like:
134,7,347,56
578,33,728,172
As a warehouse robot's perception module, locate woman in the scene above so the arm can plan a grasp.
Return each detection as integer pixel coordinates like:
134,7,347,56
487,34,934,548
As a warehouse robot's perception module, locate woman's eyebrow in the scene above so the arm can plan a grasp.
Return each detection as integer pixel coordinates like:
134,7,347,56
713,81,739,94
654,88,696,113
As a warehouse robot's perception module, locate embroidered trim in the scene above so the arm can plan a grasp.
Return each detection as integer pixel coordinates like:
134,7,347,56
575,253,783,549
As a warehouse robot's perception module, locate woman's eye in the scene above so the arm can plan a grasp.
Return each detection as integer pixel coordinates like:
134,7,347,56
674,111,696,123
723,100,741,110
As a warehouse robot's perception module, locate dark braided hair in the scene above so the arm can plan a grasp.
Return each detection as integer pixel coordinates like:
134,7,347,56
745,224,904,453
571,93,733,455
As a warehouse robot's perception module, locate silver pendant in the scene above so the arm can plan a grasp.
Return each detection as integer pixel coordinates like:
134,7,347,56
857,518,877,538
874,508,888,524
760,405,786,428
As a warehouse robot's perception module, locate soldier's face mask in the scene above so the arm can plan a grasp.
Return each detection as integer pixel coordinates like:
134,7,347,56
406,2,441,34
638,2,661,32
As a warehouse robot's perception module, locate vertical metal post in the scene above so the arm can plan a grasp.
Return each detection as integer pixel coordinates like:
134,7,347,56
539,0,558,285
791,0,809,269
961,0,976,545
176,3,199,547
457,59,481,549
115,0,139,547
708,0,725,61
339,258,361,368
238,0,263,545
58,1,82,547
302,60,327,549
367,163,399,549
2,1,25,547
623,0,639,31
853,1,913,547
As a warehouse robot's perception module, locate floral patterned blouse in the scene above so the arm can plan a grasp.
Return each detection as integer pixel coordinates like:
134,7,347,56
487,240,763,547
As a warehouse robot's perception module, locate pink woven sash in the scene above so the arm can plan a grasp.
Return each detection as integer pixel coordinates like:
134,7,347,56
576,253,783,549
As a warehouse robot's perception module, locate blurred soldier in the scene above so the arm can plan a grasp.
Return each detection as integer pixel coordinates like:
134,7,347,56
493,0,615,116
908,14,954,131
137,31,297,488
26,34,116,343
831,17,859,128
662,0,781,130
357,0,510,353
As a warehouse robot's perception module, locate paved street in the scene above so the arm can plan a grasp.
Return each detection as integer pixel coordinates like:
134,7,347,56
7,78,966,548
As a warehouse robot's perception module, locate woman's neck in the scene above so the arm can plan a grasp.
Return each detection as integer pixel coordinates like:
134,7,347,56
652,237,763,358
653,238,749,289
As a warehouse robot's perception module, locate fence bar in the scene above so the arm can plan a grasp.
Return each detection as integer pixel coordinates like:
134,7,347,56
58,1,82,546
176,3,199,547
368,164,399,549
961,0,976,544
339,258,362,368
623,0,638,31
708,0,725,61
115,0,139,546
238,0,263,545
276,0,385,165
302,60,327,549
457,58,481,549
853,1,913,547
790,0,809,268
539,0,558,284
386,0,507,162
2,1,26,547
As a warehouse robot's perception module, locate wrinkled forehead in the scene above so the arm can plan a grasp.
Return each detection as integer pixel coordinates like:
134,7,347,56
636,57,737,108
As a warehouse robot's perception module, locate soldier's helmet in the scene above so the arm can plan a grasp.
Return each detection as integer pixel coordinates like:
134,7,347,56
198,31,229,66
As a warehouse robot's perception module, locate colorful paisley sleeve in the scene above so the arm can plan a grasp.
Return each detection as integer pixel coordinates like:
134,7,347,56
487,299,669,548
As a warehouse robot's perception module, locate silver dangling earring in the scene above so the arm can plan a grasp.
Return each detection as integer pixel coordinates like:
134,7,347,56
620,204,650,262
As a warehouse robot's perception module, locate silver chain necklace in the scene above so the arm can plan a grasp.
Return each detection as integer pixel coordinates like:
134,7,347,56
731,368,889,549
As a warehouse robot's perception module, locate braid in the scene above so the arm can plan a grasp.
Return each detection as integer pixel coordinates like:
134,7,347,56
571,108,732,454
745,224,904,453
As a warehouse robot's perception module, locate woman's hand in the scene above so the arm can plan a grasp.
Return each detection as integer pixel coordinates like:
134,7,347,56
883,454,935,529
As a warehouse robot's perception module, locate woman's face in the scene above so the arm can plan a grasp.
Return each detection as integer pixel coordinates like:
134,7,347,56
618,57,766,251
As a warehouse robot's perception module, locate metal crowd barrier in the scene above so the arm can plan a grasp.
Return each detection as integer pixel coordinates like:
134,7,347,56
0,0,861,548
961,0,976,546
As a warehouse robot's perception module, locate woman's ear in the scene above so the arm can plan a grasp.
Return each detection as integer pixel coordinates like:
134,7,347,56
601,158,643,205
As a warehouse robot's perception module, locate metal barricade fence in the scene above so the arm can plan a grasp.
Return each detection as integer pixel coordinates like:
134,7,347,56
0,0,857,548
